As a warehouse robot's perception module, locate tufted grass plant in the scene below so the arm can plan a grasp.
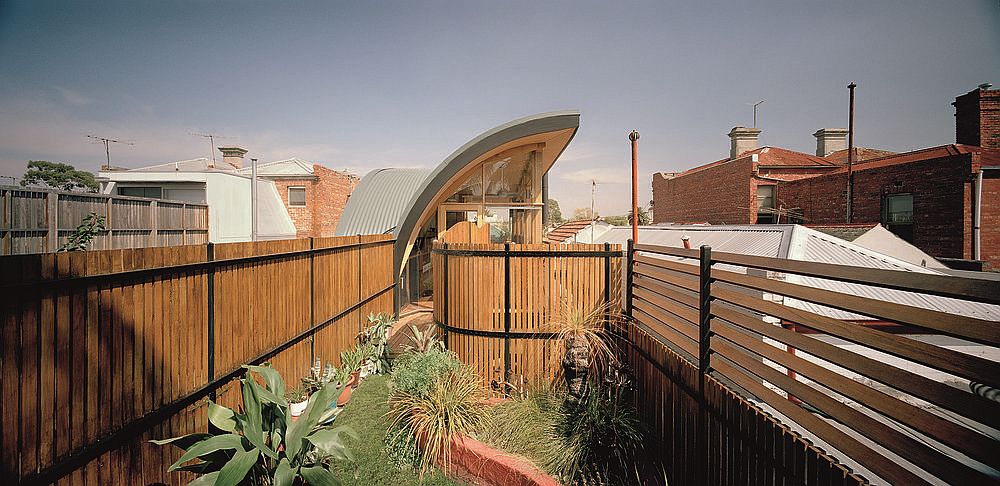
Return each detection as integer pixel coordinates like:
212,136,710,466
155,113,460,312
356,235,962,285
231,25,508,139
387,364,486,478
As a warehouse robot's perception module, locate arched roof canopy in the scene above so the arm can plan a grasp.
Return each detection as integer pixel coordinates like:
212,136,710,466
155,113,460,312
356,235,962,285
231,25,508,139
392,110,581,275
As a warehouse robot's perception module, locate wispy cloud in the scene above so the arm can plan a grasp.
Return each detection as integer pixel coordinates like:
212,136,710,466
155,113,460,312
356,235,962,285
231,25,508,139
53,86,95,106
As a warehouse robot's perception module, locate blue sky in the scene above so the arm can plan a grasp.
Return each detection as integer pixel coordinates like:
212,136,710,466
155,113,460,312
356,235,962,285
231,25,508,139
0,1,997,215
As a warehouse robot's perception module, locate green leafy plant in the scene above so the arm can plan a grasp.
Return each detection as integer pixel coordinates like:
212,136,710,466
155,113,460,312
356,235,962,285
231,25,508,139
360,313,394,375
283,385,308,404
387,365,485,477
551,300,619,407
152,364,355,485
302,358,337,395
389,348,463,398
339,345,368,377
404,323,444,354
59,212,106,252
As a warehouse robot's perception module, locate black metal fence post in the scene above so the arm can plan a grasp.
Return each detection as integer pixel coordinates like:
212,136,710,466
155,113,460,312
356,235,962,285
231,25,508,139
697,245,713,485
309,237,315,363
625,239,634,319
206,242,215,401
442,243,449,349
503,242,512,384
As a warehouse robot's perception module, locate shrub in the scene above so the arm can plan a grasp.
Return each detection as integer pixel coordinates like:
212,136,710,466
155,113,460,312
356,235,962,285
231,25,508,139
390,348,463,398
387,365,485,477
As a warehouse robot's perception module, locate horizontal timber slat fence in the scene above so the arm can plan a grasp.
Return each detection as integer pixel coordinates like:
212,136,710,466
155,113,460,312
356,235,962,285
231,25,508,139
625,240,1000,485
0,234,394,485
1,185,209,255
432,242,622,394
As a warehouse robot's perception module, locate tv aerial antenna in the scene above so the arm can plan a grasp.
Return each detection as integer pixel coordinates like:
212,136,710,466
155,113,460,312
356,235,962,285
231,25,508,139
191,132,233,166
87,135,134,168
752,99,766,128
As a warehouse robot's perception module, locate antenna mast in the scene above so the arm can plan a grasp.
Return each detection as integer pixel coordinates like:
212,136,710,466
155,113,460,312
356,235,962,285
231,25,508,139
752,99,766,128
87,135,134,168
192,132,232,167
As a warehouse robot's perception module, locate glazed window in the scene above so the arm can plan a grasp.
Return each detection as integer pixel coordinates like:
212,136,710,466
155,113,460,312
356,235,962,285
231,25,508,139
288,186,307,206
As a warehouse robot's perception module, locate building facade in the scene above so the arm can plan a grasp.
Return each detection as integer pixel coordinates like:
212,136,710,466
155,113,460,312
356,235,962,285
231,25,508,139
651,85,1000,270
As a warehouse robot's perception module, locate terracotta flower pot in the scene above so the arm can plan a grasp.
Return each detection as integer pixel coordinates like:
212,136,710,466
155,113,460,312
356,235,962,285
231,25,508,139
350,370,361,389
337,384,353,407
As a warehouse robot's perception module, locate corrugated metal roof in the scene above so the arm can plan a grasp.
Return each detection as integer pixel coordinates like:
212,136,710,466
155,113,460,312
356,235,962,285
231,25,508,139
235,158,314,177
335,168,430,236
786,227,1000,321
584,224,1000,323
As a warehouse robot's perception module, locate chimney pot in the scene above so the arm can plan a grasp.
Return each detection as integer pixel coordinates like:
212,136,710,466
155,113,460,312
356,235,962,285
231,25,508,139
813,128,849,157
681,235,691,250
728,127,762,160
218,146,248,169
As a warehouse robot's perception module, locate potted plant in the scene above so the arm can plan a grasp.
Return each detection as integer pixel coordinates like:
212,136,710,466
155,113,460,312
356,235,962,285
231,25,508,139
152,363,355,485
284,385,310,418
339,346,367,389
302,358,337,396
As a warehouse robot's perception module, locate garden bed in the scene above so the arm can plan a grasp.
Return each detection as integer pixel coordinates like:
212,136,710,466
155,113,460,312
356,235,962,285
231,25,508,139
331,374,459,486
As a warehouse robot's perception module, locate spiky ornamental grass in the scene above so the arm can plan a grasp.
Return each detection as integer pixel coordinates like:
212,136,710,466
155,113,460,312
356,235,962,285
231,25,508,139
386,362,486,478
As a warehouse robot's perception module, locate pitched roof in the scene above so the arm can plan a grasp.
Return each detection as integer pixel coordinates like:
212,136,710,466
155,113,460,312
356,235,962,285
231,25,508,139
807,224,877,242
825,144,979,173
669,146,838,179
234,158,314,177
823,147,896,164
547,219,597,243
589,224,1000,321
127,158,232,173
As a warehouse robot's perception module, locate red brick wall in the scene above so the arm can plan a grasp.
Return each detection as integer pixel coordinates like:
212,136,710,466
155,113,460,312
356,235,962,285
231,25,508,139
652,157,755,224
981,171,1000,270
271,165,358,238
954,87,1000,149
778,154,976,262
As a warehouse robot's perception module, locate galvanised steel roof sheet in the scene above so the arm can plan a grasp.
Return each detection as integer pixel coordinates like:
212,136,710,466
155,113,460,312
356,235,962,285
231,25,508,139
335,168,430,236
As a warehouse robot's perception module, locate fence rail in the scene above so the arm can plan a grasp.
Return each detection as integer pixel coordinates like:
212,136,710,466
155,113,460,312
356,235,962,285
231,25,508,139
1,185,209,255
432,242,621,392
626,240,1000,485
0,234,395,485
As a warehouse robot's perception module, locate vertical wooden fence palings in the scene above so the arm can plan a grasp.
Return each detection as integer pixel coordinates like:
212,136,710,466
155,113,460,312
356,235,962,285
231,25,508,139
0,235,395,485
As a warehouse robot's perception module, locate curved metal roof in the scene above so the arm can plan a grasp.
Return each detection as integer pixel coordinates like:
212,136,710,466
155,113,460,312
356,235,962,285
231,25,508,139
391,110,580,271
334,110,581,278
335,168,430,236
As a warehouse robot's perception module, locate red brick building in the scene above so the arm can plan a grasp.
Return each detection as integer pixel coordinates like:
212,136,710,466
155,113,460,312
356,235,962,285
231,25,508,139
651,85,1000,270
652,127,858,224
238,159,359,238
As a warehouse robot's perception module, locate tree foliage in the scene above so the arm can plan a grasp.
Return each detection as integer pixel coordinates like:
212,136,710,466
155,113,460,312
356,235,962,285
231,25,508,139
21,160,98,192
627,206,651,226
571,207,598,221
604,216,628,226
546,199,564,225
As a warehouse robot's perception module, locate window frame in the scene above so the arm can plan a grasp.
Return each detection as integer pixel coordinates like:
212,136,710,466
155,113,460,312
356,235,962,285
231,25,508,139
288,186,307,207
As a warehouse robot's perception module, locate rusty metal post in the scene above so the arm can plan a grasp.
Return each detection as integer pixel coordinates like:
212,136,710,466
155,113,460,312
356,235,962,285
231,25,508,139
629,130,640,243
847,82,856,223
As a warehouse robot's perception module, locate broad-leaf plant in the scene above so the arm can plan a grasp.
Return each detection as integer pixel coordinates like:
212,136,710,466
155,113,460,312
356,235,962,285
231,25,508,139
152,364,355,485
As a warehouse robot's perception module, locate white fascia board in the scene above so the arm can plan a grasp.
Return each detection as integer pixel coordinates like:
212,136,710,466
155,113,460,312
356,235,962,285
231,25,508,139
99,171,209,183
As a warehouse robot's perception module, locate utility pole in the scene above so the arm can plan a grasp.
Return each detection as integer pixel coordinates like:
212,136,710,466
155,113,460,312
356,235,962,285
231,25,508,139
752,100,766,128
629,130,640,244
591,180,597,242
87,135,133,168
847,82,856,223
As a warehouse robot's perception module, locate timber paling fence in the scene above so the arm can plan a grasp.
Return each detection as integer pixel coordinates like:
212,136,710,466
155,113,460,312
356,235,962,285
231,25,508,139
0,234,394,485
625,241,1000,485
431,242,622,393
1,185,209,255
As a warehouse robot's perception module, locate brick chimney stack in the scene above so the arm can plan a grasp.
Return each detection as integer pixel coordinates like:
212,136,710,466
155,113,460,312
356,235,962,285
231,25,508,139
728,127,762,160
813,128,849,157
218,146,249,169
953,84,999,149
